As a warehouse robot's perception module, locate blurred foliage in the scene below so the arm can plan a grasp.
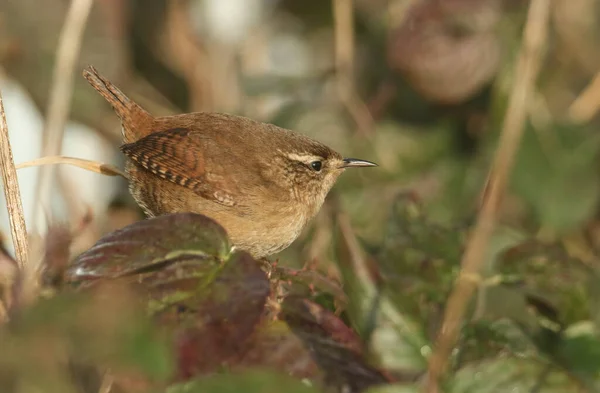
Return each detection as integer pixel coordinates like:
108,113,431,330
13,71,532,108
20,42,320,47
511,122,600,231
0,281,172,393
6,192,600,392
166,370,321,393
2,0,600,392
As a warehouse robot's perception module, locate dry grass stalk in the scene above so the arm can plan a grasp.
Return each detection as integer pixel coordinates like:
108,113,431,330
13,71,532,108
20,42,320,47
424,0,552,391
336,212,373,290
33,0,94,233
0,90,29,268
332,0,374,136
98,370,114,393
17,155,125,231
165,0,213,112
568,70,600,123
16,156,127,178
333,0,356,98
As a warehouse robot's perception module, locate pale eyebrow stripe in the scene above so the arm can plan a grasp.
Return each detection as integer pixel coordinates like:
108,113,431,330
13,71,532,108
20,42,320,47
282,152,324,162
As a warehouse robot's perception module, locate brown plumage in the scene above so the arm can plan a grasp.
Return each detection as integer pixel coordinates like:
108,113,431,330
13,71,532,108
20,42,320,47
83,66,377,258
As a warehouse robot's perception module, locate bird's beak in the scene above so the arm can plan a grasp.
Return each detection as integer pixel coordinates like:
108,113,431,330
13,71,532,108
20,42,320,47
341,158,378,168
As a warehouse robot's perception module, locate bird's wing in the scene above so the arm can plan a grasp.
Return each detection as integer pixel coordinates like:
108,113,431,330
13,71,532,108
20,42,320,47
120,128,239,207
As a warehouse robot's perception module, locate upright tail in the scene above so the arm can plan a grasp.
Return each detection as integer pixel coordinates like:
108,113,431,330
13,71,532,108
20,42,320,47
83,66,152,143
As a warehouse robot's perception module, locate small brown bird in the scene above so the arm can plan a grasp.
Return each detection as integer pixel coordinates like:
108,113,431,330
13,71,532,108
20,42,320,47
83,66,377,258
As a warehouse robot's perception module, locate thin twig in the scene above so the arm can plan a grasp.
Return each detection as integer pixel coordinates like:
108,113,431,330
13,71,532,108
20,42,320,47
568,70,600,123
33,0,94,232
333,0,355,97
165,0,213,112
98,371,114,393
0,87,28,268
424,0,551,391
337,212,374,291
332,0,374,136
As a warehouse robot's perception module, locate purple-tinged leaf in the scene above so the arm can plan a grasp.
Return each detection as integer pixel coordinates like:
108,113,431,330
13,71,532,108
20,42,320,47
65,213,231,284
281,296,392,393
170,252,270,380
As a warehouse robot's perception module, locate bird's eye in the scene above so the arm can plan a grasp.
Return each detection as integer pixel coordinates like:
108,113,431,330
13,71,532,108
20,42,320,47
310,161,322,172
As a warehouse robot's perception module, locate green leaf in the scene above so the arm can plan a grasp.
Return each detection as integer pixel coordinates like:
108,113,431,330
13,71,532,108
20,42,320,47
116,313,173,380
511,123,600,231
495,239,596,326
0,287,172,392
557,322,600,378
366,384,420,393
333,204,430,374
450,357,584,393
167,370,321,393
460,319,542,365
372,194,460,368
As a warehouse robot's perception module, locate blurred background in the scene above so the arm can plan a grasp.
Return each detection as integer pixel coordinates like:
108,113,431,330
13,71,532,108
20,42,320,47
0,0,599,269
4,1,600,390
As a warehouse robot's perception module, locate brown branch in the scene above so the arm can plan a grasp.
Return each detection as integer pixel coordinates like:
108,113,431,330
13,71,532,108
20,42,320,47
424,0,551,391
33,0,94,232
0,87,29,268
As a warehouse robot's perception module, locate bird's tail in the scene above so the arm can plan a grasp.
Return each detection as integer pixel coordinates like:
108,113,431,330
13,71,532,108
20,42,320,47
83,66,151,143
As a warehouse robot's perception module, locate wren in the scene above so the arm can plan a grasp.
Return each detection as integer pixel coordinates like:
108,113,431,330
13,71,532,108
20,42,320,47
83,66,377,258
